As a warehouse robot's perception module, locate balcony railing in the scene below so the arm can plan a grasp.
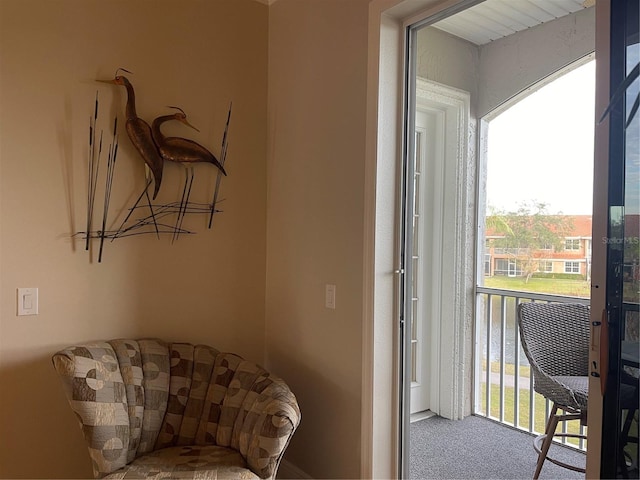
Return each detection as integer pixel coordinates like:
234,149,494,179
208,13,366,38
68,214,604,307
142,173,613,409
493,247,530,255
474,286,590,449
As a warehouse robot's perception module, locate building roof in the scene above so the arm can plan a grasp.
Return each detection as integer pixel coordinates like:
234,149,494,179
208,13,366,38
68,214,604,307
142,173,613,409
568,215,593,238
486,214,640,239
486,214,593,238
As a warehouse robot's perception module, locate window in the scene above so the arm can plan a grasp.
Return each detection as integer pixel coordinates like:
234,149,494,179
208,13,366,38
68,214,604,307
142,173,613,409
564,261,580,273
539,261,553,273
494,259,523,276
565,238,581,250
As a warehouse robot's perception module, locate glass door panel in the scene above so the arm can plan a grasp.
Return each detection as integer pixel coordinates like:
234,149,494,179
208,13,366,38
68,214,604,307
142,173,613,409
602,0,639,477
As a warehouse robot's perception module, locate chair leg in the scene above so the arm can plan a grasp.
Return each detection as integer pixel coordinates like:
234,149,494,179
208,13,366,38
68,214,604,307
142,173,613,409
534,404,560,480
620,407,638,478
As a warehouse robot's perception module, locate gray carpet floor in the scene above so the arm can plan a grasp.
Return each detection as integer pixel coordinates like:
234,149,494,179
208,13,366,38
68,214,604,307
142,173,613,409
410,415,586,480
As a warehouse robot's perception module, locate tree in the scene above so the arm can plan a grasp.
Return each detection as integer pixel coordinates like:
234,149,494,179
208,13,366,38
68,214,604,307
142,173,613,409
487,201,574,283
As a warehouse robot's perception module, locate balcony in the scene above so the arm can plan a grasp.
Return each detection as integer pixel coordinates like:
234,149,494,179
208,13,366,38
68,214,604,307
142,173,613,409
493,247,531,256
473,287,590,449
408,287,593,478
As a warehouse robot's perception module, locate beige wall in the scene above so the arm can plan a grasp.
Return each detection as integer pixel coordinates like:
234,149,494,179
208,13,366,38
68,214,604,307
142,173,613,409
266,0,370,478
0,1,268,477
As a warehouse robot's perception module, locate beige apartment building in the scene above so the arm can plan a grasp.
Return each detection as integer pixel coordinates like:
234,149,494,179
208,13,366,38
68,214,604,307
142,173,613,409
485,215,593,279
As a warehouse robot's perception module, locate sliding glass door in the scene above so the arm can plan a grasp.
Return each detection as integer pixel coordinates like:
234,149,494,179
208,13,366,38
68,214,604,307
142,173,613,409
597,0,639,477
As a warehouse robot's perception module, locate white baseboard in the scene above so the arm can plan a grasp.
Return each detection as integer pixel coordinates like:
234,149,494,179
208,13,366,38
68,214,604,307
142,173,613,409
277,459,312,479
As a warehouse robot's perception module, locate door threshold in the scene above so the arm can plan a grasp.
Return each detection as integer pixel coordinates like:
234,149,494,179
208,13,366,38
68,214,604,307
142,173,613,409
410,410,436,423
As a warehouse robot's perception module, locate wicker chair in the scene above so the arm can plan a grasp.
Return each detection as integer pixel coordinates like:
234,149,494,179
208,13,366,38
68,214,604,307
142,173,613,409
517,302,589,479
53,339,300,479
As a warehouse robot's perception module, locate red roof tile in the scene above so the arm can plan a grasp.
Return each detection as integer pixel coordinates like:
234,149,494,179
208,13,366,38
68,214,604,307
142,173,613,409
486,215,592,237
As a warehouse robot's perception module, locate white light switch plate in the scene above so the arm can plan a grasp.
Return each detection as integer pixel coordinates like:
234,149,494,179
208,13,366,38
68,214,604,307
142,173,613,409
325,284,336,309
17,288,38,316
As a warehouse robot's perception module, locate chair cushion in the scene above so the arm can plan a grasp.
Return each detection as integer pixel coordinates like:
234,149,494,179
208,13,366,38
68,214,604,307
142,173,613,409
104,445,260,479
553,375,588,410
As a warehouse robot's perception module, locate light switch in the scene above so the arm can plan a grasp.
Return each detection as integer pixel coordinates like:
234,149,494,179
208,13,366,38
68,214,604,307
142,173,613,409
325,284,336,309
17,288,38,316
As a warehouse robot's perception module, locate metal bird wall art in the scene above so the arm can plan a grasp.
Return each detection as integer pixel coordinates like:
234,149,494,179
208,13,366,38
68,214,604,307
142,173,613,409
152,107,227,175
97,68,164,200
78,68,232,262
152,106,228,241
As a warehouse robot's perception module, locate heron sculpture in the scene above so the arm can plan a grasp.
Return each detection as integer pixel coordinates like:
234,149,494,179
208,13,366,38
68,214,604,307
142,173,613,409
151,106,226,175
151,106,227,239
98,68,164,200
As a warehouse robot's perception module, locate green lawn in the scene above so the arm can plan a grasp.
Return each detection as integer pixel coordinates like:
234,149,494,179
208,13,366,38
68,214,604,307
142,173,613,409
484,276,590,298
483,359,531,377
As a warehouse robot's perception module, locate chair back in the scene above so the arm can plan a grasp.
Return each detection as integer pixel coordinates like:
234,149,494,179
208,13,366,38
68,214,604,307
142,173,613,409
518,303,590,410
517,302,590,378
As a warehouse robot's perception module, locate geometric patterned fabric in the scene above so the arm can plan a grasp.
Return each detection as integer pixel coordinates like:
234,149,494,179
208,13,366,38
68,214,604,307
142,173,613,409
52,339,301,479
103,445,260,479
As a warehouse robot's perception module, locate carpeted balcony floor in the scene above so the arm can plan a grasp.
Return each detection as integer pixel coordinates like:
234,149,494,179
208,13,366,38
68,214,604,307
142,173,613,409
410,414,586,480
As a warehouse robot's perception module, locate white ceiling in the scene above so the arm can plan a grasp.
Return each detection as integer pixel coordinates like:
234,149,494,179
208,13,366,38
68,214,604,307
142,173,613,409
254,0,592,44
432,0,590,45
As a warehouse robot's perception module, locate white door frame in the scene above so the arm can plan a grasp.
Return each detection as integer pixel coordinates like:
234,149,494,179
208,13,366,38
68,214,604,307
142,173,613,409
363,1,478,477
412,77,472,420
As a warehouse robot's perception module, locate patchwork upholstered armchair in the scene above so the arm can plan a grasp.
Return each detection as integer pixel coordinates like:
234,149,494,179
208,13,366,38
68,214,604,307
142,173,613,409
52,339,300,479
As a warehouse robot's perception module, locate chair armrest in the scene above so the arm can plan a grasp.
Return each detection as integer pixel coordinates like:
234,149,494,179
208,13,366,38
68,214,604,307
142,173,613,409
240,380,301,479
52,344,130,478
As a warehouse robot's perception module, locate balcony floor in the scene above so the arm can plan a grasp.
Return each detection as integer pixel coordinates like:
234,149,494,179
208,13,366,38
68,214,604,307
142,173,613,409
410,414,586,479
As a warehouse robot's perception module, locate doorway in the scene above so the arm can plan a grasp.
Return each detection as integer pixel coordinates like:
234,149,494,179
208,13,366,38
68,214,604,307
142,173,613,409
398,1,597,478
362,0,600,477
